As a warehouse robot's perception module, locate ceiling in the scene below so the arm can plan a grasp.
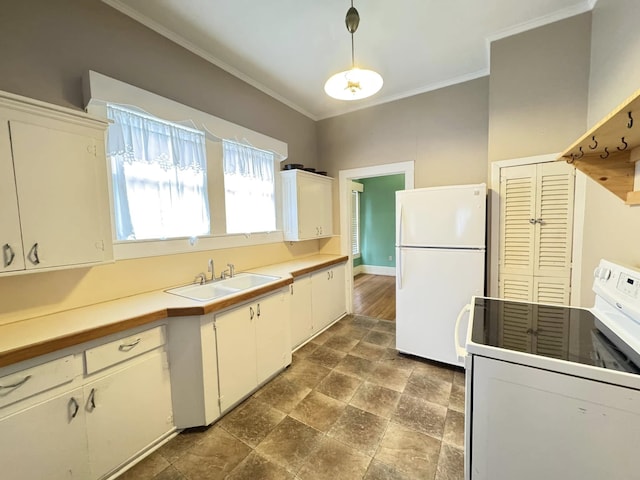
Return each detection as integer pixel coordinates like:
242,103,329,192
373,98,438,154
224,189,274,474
104,0,595,120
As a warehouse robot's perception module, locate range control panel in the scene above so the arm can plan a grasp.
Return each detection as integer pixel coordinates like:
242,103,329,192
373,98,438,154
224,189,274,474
618,272,640,298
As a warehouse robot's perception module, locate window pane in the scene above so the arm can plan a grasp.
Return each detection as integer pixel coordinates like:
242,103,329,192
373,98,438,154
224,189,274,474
106,105,210,241
223,140,276,234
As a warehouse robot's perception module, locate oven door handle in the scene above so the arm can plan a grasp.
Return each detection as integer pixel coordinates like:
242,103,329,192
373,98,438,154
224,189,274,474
454,304,471,360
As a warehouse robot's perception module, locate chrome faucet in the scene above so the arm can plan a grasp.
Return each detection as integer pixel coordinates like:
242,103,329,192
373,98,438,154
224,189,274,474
207,259,215,282
221,263,235,279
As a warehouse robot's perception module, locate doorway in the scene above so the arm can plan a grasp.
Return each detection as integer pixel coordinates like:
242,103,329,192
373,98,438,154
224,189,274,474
338,161,415,318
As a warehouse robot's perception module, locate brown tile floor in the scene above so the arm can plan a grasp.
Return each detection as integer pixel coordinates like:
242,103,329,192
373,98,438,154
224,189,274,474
118,315,465,480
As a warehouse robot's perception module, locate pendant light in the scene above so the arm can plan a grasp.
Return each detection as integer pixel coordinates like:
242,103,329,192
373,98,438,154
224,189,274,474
324,0,383,101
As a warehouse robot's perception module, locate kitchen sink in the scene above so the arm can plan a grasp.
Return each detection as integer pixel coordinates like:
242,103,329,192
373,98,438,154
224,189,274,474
165,273,280,302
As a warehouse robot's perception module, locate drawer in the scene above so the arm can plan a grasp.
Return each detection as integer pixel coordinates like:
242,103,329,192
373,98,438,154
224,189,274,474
0,355,76,409
85,325,166,375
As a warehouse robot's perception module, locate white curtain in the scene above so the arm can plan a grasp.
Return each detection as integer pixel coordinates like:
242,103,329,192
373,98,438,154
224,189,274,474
106,105,210,240
222,139,276,234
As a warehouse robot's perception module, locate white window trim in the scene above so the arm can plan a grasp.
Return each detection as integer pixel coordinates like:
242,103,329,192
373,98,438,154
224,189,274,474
83,70,289,260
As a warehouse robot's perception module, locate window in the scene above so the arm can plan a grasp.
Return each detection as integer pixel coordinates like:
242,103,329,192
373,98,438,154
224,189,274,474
106,105,210,241
222,139,276,234
351,187,361,257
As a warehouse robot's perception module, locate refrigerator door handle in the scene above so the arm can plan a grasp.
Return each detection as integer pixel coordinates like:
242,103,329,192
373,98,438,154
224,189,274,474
454,303,471,360
398,204,403,247
397,247,403,290
397,204,403,290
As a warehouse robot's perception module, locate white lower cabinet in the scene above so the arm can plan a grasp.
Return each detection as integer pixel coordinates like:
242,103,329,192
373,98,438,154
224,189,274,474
290,275,313,348
0,387,89,479
216,287,291,413
291,263,347,348
0,323,174,480
84,351,173,479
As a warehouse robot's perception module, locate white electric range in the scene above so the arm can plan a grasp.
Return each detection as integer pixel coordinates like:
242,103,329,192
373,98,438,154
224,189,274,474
460,259,640,480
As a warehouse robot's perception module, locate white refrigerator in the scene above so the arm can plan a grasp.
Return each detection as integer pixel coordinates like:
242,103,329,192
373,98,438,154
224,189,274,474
395,183,486,367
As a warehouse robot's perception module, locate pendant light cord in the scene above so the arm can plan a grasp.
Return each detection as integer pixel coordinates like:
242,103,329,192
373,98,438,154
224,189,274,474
350,0,355,69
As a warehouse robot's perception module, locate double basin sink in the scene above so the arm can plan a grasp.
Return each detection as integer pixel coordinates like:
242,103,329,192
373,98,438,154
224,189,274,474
165,273,280,302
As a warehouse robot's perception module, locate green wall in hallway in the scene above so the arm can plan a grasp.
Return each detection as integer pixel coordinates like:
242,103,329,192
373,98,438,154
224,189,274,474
358,174,405,268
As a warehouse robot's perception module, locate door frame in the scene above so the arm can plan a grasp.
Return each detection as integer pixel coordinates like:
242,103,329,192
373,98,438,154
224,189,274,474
338,161,415,313
489,154,586,306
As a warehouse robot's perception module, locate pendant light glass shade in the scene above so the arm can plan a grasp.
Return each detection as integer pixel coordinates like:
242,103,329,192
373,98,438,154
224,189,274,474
324,68,383,100
325,1,383,101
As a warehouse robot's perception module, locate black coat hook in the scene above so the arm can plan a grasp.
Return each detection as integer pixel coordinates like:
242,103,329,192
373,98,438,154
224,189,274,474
628,111,634,129
576,146,584,159
617,137,628,151
566,154,575,164
589,136,598,149
600,147,610,159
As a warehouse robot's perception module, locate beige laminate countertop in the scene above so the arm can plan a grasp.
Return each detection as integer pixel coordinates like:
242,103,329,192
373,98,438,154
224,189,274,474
0,254,348,369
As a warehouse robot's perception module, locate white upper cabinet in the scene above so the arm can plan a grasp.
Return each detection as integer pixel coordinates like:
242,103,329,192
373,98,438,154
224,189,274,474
0,91,112,275
281,169,333,241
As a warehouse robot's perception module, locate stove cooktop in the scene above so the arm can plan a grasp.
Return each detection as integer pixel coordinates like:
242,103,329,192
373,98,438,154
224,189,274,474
470,297,640,375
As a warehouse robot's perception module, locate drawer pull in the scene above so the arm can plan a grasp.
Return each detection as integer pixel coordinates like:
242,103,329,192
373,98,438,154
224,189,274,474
0,374,31,391
118,338,141,351
69,397,80,419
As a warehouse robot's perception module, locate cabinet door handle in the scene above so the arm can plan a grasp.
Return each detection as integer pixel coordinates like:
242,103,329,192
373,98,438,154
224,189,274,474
250,307,255,320
88,388,96,411
27,243,40,265
330,271,334,279
257,303,261,317
2,244,15,267
118,338,141,351
69,397,80,419
0,374,31,390
327,271,331,280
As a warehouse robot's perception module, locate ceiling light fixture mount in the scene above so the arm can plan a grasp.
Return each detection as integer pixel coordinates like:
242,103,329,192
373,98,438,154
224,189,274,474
324,0,383,101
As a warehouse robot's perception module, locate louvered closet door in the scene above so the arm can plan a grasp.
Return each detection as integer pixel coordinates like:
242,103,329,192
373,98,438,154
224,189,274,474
500,165,536,276
499,273,533,301
533,276,570,305
533,162,575,278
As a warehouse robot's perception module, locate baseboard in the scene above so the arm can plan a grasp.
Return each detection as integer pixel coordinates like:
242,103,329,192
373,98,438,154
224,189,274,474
353,265,364,276
359,265,396,276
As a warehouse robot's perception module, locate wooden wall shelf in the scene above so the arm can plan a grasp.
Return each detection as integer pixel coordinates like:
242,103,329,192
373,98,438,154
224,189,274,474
559,88,640,205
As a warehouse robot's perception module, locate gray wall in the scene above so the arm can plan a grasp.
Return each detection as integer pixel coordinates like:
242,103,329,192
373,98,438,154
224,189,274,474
488,13,591,162
0,0,317,168
317,77,490,188
578,0,640,305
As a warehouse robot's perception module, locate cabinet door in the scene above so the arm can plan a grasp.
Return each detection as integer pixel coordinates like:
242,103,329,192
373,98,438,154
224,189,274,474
327,264,346,324
10,120,106,269
215,305,258,413
0,388,89,479
311,268,334,331
255,289,291,384
533,162,575,278
291,276,313,348
84,352,173,479
297,174,324,240
499,164,536,276
317,177,333,237
0,119,25,272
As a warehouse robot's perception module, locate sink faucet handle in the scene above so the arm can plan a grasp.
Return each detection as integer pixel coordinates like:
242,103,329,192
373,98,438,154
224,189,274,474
227,263,235,277
207,259,215,282
195,273,206,285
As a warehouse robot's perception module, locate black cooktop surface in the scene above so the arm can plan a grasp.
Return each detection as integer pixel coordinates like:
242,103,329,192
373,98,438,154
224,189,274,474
471,297,640,374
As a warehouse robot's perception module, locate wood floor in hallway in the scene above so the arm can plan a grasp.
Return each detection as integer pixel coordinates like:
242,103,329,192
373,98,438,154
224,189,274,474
352,274,396,321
